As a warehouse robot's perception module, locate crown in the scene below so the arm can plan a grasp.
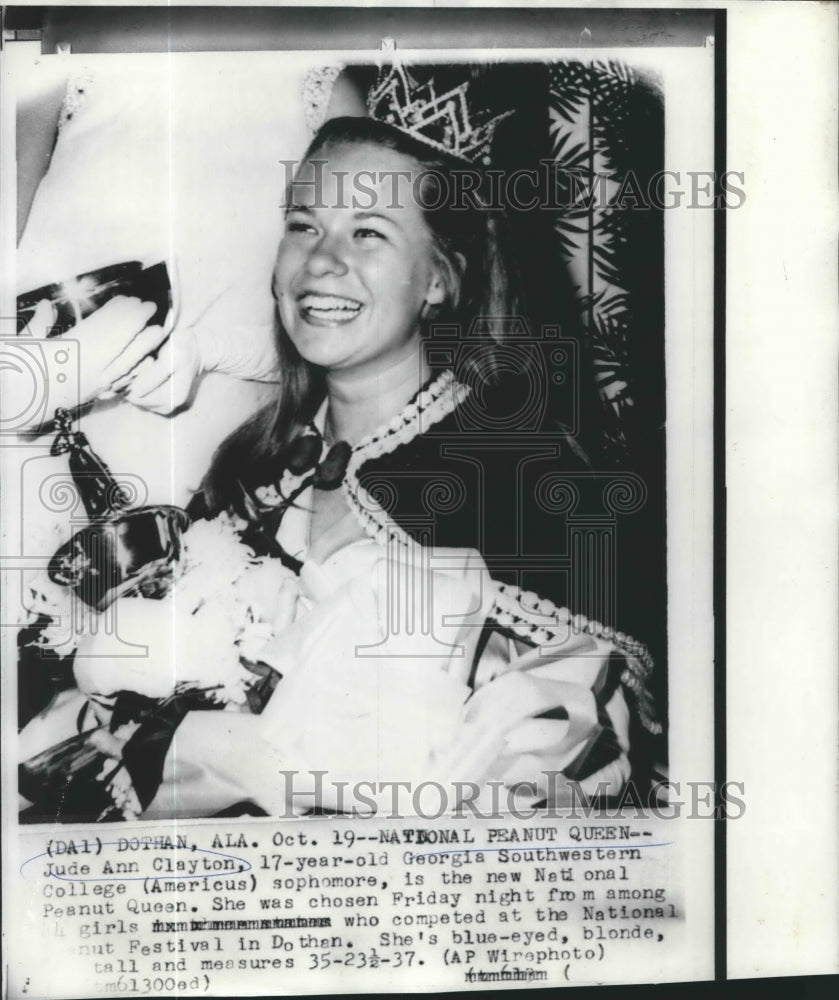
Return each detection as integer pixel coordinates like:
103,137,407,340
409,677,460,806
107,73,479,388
367,62,514,166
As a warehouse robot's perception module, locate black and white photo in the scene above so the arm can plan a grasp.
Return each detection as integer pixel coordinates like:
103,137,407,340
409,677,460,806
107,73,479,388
2,3,836,997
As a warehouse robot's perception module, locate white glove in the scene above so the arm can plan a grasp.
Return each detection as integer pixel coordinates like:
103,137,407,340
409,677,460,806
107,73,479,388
16,296,169,417
119,323,202,415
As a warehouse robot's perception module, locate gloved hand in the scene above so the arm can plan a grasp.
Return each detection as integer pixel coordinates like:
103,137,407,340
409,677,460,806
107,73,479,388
15,296,170,418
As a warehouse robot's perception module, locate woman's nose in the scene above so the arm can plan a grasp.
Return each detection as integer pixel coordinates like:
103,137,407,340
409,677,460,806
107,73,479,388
305,235,349,277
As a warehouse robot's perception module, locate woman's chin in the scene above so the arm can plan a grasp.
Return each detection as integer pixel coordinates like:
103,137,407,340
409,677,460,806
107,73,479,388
288,327,354,368
298,345,353,371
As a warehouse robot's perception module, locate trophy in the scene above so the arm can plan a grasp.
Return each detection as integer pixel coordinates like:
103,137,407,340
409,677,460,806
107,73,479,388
46,408,190,611
17,260,171,337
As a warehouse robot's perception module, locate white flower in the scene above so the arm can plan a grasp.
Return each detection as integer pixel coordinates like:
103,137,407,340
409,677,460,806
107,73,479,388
73,511,299,708
75,598,243,699
232,558,298,625
106,767,142,821
29,502,301,719
236,621,274,664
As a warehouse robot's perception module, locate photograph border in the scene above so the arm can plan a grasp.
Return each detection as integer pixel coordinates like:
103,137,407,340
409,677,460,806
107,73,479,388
4,3,793,996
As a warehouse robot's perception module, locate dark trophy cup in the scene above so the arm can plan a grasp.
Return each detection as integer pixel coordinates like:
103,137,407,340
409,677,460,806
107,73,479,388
46,407,191,611
17,260,171,336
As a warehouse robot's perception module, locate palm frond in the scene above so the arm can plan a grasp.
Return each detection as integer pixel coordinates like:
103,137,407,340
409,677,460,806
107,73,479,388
551,222,585,256
550,132,592,170
549,89,588,125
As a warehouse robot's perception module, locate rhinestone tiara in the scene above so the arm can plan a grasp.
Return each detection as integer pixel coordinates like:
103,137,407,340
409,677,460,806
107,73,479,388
367,62,514,166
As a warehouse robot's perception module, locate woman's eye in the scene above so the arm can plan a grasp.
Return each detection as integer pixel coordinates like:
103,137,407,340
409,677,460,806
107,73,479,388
286,218,317,235
355,227,386,242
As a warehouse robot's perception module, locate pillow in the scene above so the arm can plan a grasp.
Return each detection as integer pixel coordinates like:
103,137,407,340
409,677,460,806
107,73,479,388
17,52,323,380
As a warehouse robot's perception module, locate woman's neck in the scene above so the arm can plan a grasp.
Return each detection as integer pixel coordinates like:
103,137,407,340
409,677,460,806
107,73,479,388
324,350,432,446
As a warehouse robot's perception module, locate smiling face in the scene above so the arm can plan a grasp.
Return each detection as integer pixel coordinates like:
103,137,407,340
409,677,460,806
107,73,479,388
273,141,449,379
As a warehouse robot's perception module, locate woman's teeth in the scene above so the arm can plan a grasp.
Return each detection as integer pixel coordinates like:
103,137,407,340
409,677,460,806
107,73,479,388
299,294,363,322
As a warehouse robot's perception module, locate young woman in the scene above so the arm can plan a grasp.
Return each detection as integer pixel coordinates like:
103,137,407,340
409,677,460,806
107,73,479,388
19,108,660,821
142,113,662,819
